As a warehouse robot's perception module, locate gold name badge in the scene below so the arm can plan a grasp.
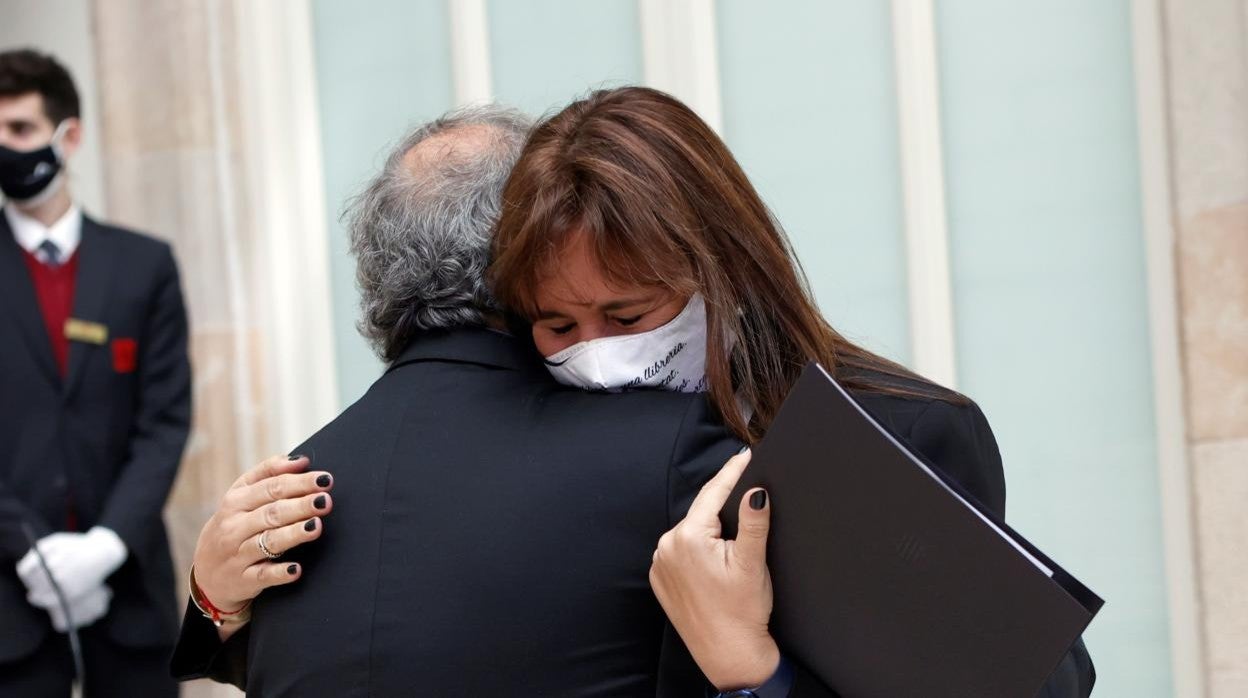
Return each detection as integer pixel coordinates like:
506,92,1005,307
64,318,109,345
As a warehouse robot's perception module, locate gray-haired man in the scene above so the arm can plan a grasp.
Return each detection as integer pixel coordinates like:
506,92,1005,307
169,107,740,696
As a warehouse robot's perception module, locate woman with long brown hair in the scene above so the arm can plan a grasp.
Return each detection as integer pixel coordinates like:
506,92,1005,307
490,86,1093,696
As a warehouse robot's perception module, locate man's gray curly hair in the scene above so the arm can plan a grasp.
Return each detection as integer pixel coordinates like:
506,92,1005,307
346,105,533,362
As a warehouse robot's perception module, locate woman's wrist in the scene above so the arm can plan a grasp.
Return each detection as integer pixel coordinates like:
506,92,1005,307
705,634,782,691
189,565,252,627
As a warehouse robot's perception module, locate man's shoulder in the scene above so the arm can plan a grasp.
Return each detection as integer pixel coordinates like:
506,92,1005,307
323,372,726,470
536,389,737,494
84,215,174,261
540,385,707,420
380,333,714,432
536,386,729,447
299,333,732,472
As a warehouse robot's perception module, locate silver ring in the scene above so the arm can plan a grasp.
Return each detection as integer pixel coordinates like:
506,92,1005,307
257,531,281,560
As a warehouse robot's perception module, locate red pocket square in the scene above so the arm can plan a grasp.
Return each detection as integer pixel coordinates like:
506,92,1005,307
112,338,137,373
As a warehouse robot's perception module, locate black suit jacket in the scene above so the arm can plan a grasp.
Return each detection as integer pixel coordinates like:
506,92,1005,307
173,327,740,696
173,331,1092,696
0,213,191,661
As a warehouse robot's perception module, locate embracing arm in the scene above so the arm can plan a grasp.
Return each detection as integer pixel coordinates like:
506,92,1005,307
170,599,252,689
168,455,335,688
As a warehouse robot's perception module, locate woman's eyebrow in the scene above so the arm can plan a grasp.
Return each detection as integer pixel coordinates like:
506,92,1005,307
599,297,654,312
535,308,570,321
536,296,653,319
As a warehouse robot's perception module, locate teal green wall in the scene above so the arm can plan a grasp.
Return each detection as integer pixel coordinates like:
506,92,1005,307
487,0,643,116
936,2,1171,694
311,0,455,405
717,1,911,364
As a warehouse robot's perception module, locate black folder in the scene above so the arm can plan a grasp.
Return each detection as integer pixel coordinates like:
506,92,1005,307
721,363,1103,698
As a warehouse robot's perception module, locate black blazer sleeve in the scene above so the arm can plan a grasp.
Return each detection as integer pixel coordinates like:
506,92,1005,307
907,400,1006,517
169,600,250,689
789,398,1094,698
96,245,191,557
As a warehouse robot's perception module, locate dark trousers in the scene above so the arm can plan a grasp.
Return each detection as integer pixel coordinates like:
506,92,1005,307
0,625,177,698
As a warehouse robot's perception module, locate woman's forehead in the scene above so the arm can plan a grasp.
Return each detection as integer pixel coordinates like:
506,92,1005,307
530,237,657,307
533,265,661,311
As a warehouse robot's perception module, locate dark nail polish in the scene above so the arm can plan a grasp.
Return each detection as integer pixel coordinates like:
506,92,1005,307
737,444,751,455
749,490,768,510
288,454,304,461
287,564,298,575
313,495,326,510
304,518,317,532
315,474,331,488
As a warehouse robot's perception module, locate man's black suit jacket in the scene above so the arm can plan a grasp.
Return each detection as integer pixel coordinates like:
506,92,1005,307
0,213,191,662
172,328,1093,696
174,327,741,696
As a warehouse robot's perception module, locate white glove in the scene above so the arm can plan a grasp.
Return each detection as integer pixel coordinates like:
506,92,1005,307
16,527,129,608
45,584,113,632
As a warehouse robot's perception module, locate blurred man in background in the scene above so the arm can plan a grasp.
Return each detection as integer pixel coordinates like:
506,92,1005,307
0,49,190,697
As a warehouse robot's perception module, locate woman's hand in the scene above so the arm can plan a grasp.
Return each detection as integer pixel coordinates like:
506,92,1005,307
649,449,780,691
190,454,335,640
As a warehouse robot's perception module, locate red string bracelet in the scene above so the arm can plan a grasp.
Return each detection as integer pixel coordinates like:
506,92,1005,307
189,565,252,627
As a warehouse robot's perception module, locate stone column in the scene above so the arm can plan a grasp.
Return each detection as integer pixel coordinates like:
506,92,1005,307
92,2,274,696
1162,0,1248,695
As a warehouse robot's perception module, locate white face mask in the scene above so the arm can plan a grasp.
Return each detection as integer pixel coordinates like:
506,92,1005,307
543,294,709,393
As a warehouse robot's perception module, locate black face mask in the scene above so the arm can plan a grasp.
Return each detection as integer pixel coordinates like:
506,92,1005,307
0,125,65,202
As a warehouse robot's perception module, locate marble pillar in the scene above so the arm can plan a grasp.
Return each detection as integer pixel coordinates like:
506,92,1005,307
1162,0,1248,695
91,1,275,696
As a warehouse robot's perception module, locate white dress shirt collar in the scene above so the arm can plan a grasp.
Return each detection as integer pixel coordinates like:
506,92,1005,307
4,203,83,264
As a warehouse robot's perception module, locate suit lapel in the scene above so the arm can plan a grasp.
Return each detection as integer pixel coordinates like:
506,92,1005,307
0,214,60,389
64,217,117,399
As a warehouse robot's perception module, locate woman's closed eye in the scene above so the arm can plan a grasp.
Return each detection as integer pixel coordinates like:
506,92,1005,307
549,322,577,336
613,315,643,327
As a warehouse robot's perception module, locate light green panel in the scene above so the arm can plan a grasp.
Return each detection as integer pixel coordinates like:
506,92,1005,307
486,0,643,117
716,1,911,364
936,2,1172,695
310,0,455,407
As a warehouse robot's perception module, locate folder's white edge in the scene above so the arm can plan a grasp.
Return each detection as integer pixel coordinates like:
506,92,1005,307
814,365,1055,577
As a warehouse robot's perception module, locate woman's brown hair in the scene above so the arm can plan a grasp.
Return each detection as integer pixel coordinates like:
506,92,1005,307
490,86,961,442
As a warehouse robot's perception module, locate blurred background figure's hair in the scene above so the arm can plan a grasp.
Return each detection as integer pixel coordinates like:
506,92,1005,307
0,48,80,121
